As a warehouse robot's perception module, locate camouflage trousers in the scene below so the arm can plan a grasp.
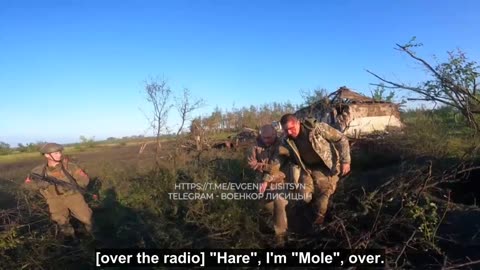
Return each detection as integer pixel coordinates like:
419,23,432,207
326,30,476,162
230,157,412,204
300,164,339,223
46,192,93,236
262,189,288,235
257,171,288,236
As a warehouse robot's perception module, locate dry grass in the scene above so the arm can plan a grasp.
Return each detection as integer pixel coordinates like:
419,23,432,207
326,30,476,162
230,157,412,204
1,110,480,269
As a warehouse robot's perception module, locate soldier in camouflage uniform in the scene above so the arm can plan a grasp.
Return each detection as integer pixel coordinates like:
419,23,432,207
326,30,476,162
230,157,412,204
247,125,288,245
24,143,93,237
268,114,351,226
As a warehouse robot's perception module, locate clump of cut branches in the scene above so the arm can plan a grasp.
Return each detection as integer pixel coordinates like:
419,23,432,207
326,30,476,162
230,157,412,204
306,153,480,269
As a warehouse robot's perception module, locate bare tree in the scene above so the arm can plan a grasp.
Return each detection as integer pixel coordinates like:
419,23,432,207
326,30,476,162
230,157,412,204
175,88,205,137
144,77,172,163
190,117,205,151
367,37,480,131
171,89,205,169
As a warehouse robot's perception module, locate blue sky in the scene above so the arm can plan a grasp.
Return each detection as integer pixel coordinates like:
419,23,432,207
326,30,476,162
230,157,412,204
1,0,479,146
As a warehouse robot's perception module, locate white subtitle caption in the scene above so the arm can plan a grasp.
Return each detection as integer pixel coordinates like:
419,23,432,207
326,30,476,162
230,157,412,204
95,251,385,267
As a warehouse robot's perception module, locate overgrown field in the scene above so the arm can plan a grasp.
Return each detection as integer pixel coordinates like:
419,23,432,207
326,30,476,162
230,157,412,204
1,110,480,269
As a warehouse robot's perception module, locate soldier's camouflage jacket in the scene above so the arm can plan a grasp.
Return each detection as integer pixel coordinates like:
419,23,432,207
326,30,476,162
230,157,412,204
24,160,90,199
270,118,351,176
248,136,283,174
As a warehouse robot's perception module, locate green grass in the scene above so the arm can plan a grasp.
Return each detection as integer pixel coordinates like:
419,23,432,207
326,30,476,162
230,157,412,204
1,130,237,165
0,144,266,269
399,107,479,158
0,151,42,163
208,131,239,141
2,107,480,269
0,139,164,165
0,146,103,164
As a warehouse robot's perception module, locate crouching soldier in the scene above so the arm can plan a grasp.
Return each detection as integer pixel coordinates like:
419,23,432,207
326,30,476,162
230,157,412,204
267,114,351,228
248,125,289,246
23,143,93,238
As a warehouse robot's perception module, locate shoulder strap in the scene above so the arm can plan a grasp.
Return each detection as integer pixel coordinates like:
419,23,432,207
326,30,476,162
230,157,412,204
41,164,48,178
302,117,317,131
60,164,82,190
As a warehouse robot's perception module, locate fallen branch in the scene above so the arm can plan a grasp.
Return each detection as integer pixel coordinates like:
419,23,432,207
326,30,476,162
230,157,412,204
395,229,417,267
334,216,352,249
443,259,480,270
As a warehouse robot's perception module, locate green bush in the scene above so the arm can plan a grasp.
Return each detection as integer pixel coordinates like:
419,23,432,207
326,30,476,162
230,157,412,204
400,107,478,157
17,143,39,153
79,135,96,149
0,142,12,155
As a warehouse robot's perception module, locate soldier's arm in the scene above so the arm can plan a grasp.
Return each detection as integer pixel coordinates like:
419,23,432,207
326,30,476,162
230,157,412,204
23,175,45,191
70,163,90,188
318,122,351,164
22,167,49,191
247,145,260,171
262,145,290,175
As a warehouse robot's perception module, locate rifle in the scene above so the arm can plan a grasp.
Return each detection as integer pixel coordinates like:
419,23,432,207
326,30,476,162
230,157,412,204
28,172,85,194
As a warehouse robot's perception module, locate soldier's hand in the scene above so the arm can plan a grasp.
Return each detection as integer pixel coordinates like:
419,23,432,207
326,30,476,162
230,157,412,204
271,172,286,183
247,156,258,169
260,158,268,165
341,163,351,176
256,158,269,172
263,174,273,183
254,163,265,171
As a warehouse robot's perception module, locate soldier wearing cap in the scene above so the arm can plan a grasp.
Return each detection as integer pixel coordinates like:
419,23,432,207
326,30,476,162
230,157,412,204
24,143,93,237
